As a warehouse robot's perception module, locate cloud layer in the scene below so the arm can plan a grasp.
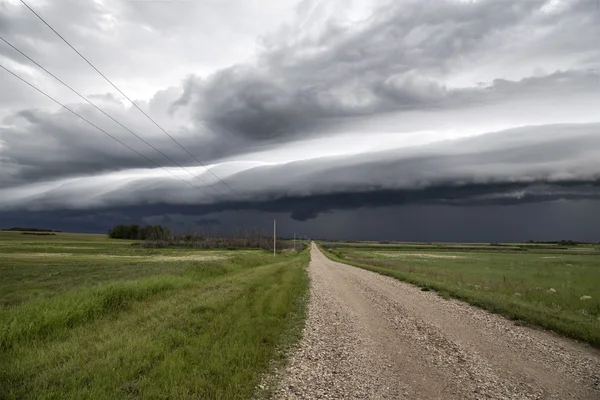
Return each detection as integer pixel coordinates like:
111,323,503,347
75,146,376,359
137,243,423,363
0,0,599,239
2,123,599,220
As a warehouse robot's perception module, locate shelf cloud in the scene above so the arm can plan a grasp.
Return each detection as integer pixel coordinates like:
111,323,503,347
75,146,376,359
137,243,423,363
1,0,599,239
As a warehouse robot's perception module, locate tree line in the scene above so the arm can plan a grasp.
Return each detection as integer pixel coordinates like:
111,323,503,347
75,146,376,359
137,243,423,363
2,227,61,232
107,224,171,240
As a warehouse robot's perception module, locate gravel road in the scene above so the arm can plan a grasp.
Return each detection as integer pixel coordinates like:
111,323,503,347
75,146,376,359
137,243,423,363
274,243,600,399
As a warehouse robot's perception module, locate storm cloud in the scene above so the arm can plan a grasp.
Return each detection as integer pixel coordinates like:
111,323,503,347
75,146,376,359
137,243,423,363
2,123,599,217
175,0,598,142
1,0,599,240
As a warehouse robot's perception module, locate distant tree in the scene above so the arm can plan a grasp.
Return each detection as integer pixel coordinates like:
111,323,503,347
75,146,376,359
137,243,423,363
108,225,126,239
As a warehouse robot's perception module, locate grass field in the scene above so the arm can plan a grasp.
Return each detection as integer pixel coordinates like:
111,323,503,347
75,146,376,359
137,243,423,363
320,242,600,348
0,231,309,399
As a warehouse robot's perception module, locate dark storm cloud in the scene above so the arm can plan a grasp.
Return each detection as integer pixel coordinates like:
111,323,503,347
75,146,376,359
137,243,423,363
0,0,599,242
174,0,598,142
2,179,598,237
217,123,600,210
2,0,598,187
4,200,600,242
2,122,599,218
2,68,597,187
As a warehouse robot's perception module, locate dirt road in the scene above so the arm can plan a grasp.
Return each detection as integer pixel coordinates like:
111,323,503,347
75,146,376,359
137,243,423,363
275,243,600,399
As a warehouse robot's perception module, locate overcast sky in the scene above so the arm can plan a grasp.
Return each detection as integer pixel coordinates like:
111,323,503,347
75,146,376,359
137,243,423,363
1,0,599,241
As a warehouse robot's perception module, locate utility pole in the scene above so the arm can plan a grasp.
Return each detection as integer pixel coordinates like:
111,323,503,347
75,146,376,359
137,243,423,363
273,216,276,256
294,232,296,251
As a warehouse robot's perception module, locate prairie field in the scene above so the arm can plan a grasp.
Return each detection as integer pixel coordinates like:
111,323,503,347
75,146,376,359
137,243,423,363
0,231,309,399
321,242,600,347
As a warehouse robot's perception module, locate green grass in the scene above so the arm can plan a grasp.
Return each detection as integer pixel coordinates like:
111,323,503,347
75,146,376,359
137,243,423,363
320,242,600,348
0,231,309,399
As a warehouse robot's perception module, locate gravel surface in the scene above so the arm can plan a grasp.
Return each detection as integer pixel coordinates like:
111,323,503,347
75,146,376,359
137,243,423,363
274,243,600,399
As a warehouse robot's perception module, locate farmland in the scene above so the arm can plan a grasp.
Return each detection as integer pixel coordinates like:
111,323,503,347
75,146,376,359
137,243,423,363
320,241,600,347
0,231,309,399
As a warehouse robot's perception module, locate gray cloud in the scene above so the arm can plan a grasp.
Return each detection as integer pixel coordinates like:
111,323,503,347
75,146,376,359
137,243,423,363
1,106,161,185
2,67,596,187
2,0,598,187
0,92,225,186
175,0,599,143
1,0,599,241
2,123,599,217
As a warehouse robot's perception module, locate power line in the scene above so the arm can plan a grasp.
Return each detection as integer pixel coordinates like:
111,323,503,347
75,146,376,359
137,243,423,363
0,35,226,196
19,0,242,198
0,63,209,194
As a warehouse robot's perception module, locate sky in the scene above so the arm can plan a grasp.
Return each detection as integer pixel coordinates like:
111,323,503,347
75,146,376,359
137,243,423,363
1,0,599,242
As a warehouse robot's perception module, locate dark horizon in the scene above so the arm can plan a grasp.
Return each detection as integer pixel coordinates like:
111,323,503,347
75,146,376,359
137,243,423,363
3,199,600,244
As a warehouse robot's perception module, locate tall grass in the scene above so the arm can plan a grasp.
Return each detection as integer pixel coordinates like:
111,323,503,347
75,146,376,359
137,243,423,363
0,232,309,399
0,276,192,350
320,244,600,348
